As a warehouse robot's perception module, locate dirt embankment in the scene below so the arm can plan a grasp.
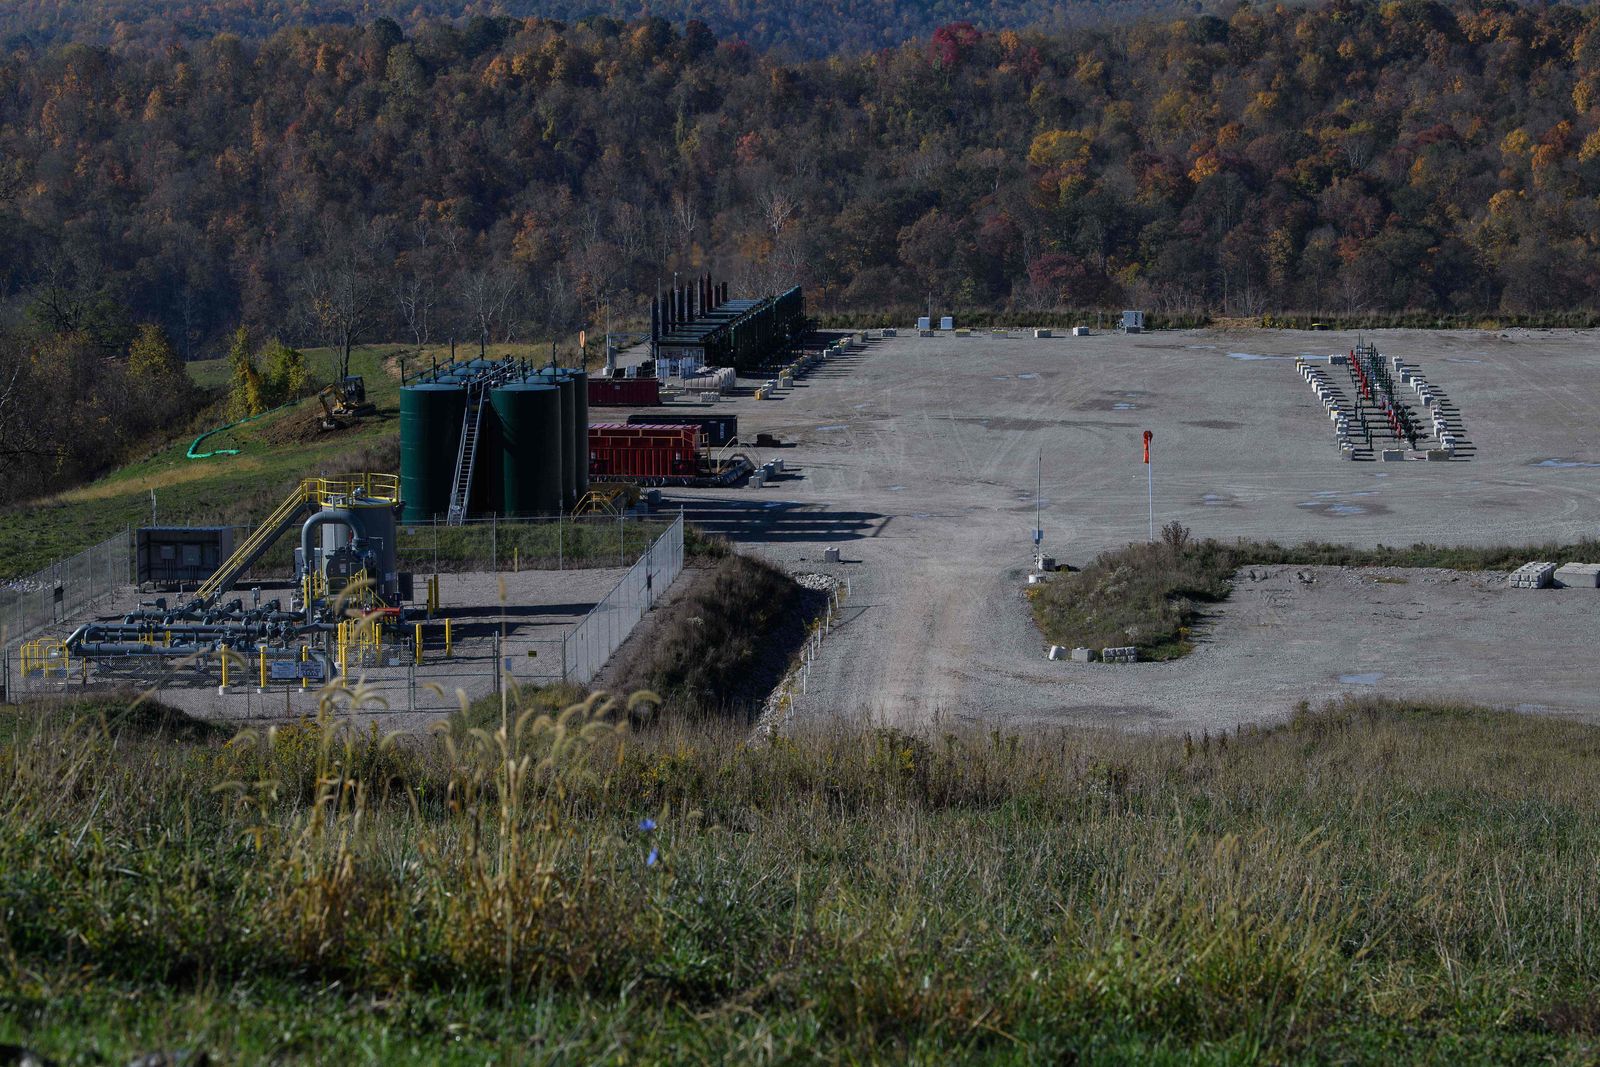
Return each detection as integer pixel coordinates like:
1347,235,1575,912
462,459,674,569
595,553,827,719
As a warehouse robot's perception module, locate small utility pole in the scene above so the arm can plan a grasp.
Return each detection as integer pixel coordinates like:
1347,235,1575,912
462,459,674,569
1033,448,1043,557
1144,430,1154,542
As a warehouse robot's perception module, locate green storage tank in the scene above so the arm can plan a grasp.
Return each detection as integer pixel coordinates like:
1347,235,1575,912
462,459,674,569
568,369,589,502
400,383,466,523
490,382,564,516
536,371,577,508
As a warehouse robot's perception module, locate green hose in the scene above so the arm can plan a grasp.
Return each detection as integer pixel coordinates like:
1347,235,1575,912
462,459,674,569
186,399,299,460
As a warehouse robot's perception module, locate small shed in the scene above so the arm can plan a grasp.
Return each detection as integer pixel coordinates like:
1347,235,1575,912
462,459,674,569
137,527,235,589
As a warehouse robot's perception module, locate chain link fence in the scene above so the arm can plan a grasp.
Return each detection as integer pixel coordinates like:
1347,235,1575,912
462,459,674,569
1,529,129,647
205,513,672,586
562,512,685,686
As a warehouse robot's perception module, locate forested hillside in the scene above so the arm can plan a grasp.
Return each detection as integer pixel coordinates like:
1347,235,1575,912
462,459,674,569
0,2,1598,504
0,0,1188,58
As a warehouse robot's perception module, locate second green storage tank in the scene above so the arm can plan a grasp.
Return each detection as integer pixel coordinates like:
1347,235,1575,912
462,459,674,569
536,370,577,508
490,382,564,516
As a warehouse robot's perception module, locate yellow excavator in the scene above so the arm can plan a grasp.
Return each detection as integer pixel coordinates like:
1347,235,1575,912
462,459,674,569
317,376,375,428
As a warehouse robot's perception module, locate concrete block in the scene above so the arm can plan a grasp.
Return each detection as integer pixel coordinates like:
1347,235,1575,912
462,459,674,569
1034,328,1052,338
823,547,842,564
1027,573,1048,586
1048,645,1066,661
882,328,897,337
772,458,785,473
1035,555,1056,572
749,472,766,488
1426,449,1452,461
1072,326,1090,337
1070,647,1094,663
1329,353,1348,365
1510,561,1556,588
1101,645,1138,664
1381,449,1406,461
919,329,935,337
1554,563,1600,588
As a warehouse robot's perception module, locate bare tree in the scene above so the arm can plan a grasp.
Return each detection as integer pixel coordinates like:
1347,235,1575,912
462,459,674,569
671,191,698,256
394,244,438,350
302,218,390,380
616,201,647,260
458,266,519,356
758,186,797,243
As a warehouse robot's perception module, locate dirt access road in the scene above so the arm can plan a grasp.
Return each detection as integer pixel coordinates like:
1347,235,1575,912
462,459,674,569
652,328,1600,732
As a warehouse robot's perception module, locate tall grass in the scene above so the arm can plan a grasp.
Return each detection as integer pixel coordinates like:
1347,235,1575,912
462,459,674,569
3,686,1600,1061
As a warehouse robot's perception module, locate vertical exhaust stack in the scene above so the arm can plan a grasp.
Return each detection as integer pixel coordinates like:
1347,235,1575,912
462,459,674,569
704,273,712,313
650,295,660,343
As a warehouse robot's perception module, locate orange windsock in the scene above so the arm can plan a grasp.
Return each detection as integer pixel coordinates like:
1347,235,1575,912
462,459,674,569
1143,429,1152,464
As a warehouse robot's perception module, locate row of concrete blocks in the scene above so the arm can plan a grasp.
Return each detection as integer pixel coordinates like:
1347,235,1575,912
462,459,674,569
1048,645,1139,663
748,458,786,489
1400,361,1469,446
1511,561,1600,588
1299,359,1358,457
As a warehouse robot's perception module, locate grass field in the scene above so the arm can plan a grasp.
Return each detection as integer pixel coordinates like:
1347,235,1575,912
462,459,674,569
1,691,1599,1063
0,343,600,578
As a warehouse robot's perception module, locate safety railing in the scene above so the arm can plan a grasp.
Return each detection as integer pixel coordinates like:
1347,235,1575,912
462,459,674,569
561,511,684,685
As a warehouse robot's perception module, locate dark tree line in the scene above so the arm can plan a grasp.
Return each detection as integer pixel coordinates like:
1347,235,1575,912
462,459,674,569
0,0,1192,60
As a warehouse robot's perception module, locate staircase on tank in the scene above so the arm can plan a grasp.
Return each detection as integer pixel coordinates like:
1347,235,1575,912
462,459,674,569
446,387,488,526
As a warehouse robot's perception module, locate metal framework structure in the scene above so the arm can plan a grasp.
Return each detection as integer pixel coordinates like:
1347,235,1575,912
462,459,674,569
1344,342,1419,449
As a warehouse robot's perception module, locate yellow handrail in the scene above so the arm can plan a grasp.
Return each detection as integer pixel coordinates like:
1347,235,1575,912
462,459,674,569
574,487,625,517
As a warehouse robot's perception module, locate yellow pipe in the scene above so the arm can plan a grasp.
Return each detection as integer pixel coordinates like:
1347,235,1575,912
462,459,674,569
414,622,423,664
300,644,308,689
445,617,452,658
259,648,267,689
220,649,229,688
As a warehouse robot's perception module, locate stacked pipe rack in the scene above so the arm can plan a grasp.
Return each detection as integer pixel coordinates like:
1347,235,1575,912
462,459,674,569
1300,344,1469,461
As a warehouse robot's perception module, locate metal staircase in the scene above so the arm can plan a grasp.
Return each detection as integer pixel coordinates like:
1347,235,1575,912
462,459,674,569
193,474,401,604
195,482,314,602
447,386,489,526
